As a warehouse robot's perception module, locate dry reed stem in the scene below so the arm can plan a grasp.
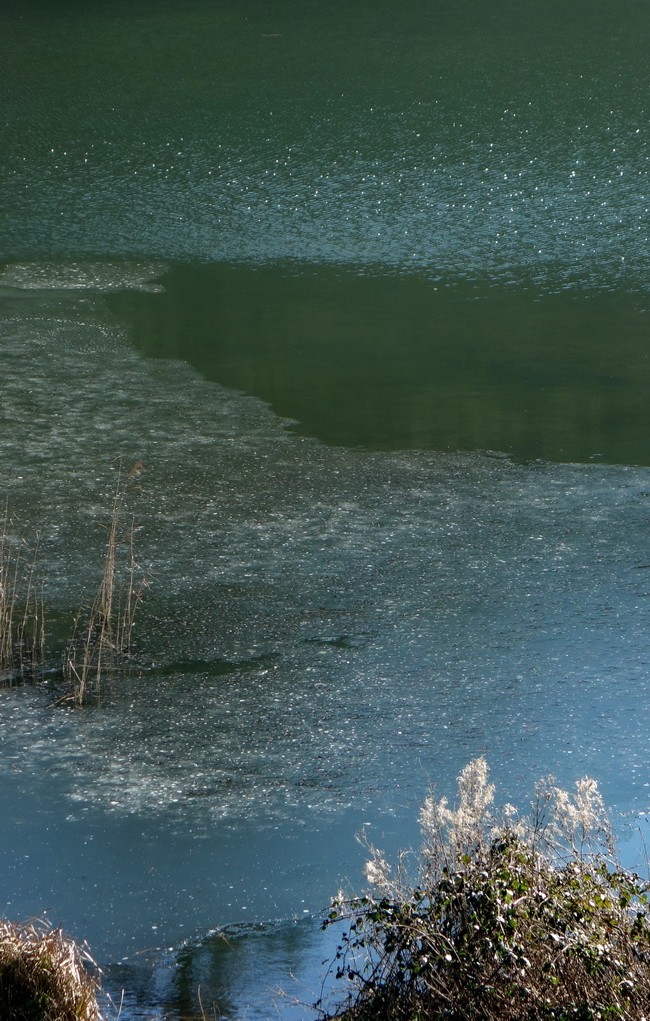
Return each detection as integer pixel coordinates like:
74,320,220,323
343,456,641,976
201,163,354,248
63,468,147,705
0,504,45,684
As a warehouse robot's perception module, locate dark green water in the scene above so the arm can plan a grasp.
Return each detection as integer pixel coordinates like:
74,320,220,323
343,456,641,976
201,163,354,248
1,1,650,1018
110,263,650,462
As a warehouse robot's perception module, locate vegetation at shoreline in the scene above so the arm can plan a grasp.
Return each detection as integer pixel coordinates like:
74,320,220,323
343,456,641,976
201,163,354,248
0,919,102,1021
1,463,147,705
323,759,650,1021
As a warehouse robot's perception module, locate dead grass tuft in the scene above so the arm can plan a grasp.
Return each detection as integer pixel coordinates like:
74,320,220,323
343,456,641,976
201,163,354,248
0,919,103,1021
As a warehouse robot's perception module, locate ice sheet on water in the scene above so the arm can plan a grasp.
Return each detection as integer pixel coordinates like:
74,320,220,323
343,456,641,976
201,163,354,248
0,260,167,292
1,280,649,832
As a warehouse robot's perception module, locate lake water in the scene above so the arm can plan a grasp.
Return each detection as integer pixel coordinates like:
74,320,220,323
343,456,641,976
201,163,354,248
1,1,649,1017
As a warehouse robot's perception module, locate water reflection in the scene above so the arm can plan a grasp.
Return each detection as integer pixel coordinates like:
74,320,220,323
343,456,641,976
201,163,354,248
171,920,334,1020
99,917,348,1020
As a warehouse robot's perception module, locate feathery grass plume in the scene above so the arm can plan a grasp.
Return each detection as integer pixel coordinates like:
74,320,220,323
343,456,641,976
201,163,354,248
419,755,496,872
323,759,650,1021
63,465,148,705
536,773,614,859
0,919,103,1021
0,503,45,685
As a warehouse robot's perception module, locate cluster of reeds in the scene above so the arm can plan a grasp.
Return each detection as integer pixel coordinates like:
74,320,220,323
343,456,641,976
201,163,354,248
63,467,148,705
0,504,45,685
1,464,147,705
0,919,103,1021
323,759,650,1021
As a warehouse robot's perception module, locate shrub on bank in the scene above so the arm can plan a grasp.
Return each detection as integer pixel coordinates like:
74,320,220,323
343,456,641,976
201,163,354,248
0,920,102,1021
323,759,650,1021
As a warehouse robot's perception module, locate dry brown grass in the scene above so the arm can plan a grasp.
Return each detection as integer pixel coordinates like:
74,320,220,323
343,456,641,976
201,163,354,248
0,919,103,1021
